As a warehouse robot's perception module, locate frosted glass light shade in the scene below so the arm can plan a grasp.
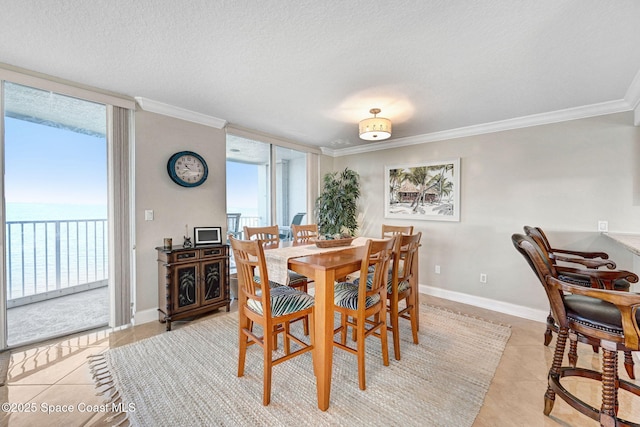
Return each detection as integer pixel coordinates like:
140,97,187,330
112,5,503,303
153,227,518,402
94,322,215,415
359,109,392,141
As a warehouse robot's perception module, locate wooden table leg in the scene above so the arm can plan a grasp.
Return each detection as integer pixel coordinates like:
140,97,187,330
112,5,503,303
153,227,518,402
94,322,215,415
314,270,335,411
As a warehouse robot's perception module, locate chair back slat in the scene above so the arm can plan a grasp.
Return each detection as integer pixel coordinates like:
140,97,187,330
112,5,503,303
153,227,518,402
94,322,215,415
291,224,318,245
394,232,422,285
359,238,396,307
244,225,280,249
382,224,414,238
229,236,271,314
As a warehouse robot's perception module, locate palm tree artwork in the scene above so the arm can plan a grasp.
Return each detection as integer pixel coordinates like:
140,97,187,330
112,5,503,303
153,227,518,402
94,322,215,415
178,269,196,307
387,160,457,218
204,264,220,300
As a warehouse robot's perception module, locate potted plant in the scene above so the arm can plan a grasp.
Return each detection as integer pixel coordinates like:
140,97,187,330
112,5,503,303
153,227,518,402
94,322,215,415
315,167,361,239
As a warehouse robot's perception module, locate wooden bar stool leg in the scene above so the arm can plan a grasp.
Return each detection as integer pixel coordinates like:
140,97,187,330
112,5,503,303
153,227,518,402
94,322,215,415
544,312,554,346
600,345,618,425
568,332,578,367
624,351,635,379
545,327,568,415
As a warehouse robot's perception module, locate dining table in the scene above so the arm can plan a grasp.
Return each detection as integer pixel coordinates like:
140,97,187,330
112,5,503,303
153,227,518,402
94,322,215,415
257,236,420,411
287,243,368,411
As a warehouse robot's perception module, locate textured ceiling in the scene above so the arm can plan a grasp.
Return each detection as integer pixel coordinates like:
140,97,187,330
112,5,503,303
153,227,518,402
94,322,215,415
1,0,639,153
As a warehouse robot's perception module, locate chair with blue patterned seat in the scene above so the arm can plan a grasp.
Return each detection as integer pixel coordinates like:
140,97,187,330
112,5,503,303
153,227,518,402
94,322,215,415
333,237,395,391
229,235,315,406
386,232,422,361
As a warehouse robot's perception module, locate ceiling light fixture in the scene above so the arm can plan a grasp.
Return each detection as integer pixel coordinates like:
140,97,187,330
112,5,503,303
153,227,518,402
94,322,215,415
359,108,392,141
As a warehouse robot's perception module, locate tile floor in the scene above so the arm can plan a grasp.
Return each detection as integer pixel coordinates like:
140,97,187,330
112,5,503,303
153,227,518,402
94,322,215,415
1,295,640,426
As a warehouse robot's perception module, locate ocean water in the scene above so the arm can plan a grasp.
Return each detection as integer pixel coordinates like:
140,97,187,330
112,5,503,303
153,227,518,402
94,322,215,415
6,203,107,221
5,203,108,300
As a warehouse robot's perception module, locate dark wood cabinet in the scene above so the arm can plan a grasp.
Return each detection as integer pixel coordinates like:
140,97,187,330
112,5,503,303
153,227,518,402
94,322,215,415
156,244,230,331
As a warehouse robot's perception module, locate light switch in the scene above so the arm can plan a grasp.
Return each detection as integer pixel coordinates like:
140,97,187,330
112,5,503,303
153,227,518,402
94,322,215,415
145,210,154,221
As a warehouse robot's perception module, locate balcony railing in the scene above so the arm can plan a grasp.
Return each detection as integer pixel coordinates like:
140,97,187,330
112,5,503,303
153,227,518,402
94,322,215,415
6,219,108,307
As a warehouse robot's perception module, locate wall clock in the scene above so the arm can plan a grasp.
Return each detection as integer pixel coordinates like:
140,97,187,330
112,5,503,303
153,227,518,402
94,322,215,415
167,151,208,187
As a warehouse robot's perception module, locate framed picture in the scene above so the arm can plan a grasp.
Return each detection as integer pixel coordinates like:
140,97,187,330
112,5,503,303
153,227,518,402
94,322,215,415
194,226,222,245
384,158,460,221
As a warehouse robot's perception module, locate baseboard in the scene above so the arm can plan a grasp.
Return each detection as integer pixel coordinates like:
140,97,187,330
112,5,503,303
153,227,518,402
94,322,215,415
133,307,159,325
420,284,548,324
135,286,547,326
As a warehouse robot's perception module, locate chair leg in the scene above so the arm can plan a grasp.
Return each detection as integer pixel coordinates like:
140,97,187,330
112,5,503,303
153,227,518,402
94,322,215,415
309,309,317,378
263,327,274,406
238,332,248,377
283,322,291,355
624,351,635,379
407,294,419,345
380,313,390,368
341,314,348,345
600,346,618,425
545,327,568,416
357,317,366,391
544,312,554,346
568,336,578,367
301,283,309,336
390,301,401,361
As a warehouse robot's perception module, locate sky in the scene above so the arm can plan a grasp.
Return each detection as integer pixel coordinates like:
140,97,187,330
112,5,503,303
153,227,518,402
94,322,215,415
226,161,259,216
4,117,107,206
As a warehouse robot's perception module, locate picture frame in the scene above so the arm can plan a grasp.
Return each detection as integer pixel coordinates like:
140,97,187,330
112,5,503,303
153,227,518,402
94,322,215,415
384,158,460,222
193,226,222,245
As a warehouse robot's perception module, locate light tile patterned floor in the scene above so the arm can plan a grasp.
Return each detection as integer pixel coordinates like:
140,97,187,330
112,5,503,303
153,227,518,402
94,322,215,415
1,295,639,426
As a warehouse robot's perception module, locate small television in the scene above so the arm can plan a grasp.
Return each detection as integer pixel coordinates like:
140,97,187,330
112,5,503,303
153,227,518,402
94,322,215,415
194,227,222,246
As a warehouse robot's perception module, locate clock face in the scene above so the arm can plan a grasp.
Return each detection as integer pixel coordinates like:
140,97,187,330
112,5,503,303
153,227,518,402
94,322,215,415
167,151,208,187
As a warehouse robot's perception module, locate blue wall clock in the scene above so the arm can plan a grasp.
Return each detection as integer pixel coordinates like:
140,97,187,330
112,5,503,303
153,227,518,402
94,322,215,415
167,151,208,187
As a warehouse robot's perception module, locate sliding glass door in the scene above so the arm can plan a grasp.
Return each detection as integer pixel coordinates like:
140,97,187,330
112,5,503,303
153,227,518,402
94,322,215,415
226,135,271,233
3,82,109,346
226,134,308,239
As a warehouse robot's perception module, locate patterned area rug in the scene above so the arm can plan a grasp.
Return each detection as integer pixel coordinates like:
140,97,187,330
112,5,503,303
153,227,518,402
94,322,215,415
91,304,511,426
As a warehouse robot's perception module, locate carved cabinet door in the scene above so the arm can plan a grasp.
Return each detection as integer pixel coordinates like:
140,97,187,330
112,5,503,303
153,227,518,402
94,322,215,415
200,258,225,305
171,262,200,314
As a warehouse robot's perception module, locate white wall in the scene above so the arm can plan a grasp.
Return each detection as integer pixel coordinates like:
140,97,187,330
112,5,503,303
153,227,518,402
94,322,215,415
332,112,640,319
134,110,227,320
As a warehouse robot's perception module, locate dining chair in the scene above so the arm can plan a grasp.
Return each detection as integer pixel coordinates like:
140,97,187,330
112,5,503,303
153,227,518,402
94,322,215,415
229,235,315,406
227,212,242,237
512,233,640,426
386,232,422,360
333,237,395,391
523,225,636,378
381,224,414,237
279,212,306,240
244,224,310,334
291,223,318,245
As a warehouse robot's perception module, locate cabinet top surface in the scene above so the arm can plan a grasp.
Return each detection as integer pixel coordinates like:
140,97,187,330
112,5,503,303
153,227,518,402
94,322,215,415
156,244,228,253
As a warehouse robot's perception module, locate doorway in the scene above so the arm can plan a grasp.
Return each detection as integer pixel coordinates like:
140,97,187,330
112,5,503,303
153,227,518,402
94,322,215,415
3,82,109,347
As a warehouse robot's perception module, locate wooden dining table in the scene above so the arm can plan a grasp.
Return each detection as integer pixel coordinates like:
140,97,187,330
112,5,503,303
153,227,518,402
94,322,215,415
259,237,420,411
287,244,369,411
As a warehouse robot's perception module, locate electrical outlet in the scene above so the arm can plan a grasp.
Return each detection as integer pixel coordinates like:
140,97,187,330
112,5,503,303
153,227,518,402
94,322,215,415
435,265,441,274
479,273,487,283
598,220,608,232
144,210,154,221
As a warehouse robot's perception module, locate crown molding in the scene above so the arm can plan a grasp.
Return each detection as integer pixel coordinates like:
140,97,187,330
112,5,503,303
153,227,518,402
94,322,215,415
135,97,227,129
625,68,640,109
329,99,634,157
